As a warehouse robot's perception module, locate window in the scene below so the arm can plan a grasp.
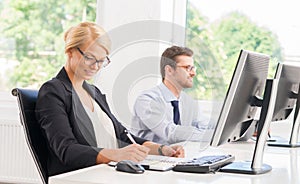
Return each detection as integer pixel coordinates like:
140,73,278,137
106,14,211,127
185,0,300,100
0,0,97,92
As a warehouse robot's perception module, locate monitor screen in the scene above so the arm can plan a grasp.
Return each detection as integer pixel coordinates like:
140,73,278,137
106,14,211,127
211,49,270,147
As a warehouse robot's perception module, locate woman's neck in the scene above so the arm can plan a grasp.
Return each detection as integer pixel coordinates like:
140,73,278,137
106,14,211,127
64,66,84,89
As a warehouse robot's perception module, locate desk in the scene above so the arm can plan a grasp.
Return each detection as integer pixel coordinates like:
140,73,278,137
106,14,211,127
49,141,300,184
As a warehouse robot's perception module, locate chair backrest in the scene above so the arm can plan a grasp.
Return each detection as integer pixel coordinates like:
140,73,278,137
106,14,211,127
12,88,48,184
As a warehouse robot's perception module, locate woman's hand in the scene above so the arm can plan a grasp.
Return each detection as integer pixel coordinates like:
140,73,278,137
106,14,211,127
162,145,185,158
97,144,150,163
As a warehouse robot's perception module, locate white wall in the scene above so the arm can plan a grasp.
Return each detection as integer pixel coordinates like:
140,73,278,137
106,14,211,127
96,0,187,126
0,92,41,183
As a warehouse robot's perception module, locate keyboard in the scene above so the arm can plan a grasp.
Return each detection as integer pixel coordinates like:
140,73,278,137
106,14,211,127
108,154,234,173
173,154,235,173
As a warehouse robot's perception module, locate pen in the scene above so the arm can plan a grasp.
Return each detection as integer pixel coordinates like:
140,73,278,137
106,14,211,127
125,129,137,144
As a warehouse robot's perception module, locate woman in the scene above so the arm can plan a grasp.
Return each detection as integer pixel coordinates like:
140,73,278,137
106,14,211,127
35,22,184,176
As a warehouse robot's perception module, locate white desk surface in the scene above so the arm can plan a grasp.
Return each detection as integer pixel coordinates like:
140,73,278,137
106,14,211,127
49,141,300,184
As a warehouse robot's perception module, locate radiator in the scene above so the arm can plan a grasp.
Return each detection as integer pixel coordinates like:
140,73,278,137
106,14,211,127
0,92,41,183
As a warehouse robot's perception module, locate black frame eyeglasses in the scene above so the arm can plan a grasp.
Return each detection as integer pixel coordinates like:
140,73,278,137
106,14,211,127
77,47,111,68
176,65,197,72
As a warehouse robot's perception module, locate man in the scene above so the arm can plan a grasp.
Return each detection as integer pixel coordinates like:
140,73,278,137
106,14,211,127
131,46,211,145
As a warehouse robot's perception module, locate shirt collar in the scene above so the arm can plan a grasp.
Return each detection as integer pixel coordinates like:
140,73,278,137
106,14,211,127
158,83,181,102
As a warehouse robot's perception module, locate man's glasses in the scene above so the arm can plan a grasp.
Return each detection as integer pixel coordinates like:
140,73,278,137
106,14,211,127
176,65,197,72
77,47,111,68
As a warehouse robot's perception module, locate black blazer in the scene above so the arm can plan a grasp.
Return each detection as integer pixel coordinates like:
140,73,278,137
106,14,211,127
35,67,147,176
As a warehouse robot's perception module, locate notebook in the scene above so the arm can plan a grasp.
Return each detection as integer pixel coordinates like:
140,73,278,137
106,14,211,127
108,155,189,171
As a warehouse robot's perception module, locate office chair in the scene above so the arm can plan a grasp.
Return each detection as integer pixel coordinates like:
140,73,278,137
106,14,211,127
12,88,48,184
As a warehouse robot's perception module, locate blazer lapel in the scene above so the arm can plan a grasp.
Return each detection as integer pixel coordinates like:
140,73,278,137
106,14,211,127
56,68,98,147
83,82,112,118
71,89,98,147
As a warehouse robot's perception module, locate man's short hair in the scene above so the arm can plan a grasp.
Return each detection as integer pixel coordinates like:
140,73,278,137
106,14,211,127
160,46,193,80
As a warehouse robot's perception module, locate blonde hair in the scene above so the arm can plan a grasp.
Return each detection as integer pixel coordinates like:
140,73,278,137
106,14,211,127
64,22,111,54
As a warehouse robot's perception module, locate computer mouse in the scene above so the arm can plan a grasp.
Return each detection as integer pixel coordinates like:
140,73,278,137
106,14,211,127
115,160,145,174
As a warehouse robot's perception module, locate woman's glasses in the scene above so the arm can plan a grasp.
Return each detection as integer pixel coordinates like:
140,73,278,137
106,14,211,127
77,47,111,68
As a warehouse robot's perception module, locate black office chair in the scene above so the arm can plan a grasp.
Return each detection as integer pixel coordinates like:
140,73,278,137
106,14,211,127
12,88,48,184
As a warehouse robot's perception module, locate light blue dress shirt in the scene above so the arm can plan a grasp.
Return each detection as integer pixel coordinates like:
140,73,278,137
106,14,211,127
131,83,212,145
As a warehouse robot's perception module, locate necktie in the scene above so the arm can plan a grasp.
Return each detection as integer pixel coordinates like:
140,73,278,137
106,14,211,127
171,100,180,125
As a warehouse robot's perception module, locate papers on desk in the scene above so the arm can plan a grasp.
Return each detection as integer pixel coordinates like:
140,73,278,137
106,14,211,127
140,155,190,171
108,155,190,171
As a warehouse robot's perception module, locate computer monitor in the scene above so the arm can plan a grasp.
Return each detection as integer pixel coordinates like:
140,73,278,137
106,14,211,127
268,62,300,147
210,49,278,174
211,49,270,146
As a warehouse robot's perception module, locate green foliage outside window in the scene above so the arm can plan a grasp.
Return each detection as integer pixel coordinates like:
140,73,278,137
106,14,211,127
185,3,283,101
0,1,283,99
0,0,96,90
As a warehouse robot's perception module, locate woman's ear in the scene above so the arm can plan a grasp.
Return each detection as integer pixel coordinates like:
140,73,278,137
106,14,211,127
66,50,72,59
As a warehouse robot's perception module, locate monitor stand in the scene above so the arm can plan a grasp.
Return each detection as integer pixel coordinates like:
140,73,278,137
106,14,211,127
266,135,285,142
220,161,272,175
267,130,300,147
268,84,300,148
267,124,300,147
220,79,278,174
267,142,300,148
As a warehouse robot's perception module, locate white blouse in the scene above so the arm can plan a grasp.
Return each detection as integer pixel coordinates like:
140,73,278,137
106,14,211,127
83,99,118,149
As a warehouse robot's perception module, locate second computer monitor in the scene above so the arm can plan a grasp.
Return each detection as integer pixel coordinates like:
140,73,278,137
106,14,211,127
268,62,300,147
272,63,300,121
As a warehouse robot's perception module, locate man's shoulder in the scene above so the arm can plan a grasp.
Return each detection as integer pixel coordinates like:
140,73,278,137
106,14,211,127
140,85,161,95
136,85,163,101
